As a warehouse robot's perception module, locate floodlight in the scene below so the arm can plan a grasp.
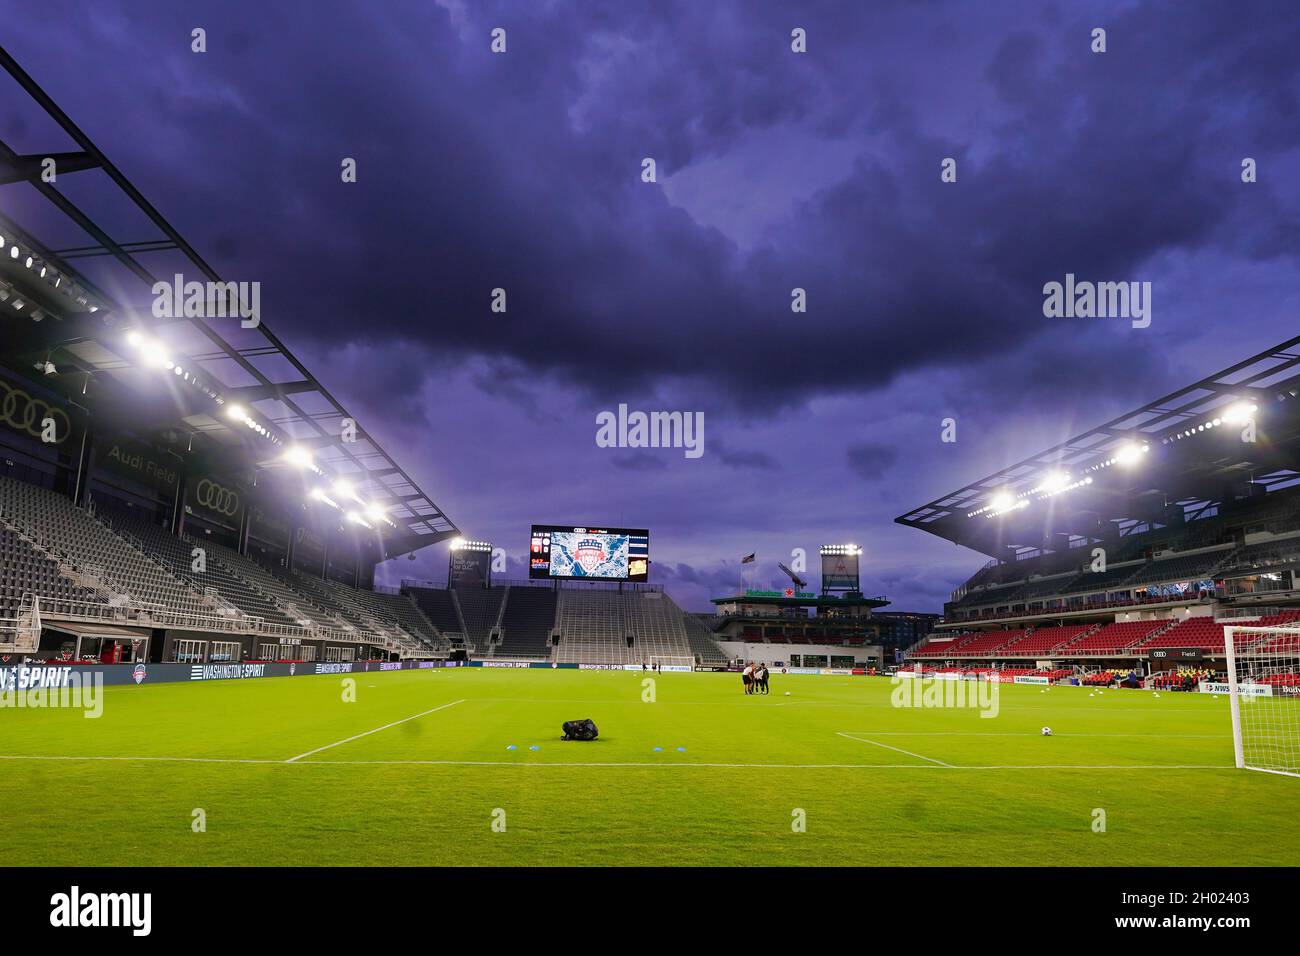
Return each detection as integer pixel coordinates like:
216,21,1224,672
1041,471,1070,493
1114,442,1146,466
309,488,340,509
283,446,313,468
1222,401,1257,425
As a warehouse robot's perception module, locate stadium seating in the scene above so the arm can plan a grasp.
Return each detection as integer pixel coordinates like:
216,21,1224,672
0,524,99,618
1,478,226,628
0,481,450,657
621,590,694,667
1141,617,1227,651
682,613,728,666
406,587,464,637
1068,621,1167,654
950,629,1024,655
1080,670,1128,686
495,585,557,660
339,586,445,651
96,503,299,629
998,624,1096,657
454,586,506,652
555,586,628,664
910,633,978,657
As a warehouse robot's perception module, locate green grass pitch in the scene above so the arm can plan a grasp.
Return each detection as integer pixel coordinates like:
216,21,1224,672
2,667,1296,866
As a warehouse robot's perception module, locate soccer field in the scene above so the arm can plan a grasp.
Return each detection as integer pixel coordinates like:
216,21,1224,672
3,668,1296,866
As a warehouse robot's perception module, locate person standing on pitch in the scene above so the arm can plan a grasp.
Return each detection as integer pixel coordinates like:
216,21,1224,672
757,664,770,695
742,662,755,695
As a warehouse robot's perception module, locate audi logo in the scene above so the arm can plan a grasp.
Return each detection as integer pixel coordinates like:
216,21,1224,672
195,478,240,516
0,380,70,443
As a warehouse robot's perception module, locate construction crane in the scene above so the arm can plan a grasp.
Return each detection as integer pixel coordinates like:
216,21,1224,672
777,562,808,590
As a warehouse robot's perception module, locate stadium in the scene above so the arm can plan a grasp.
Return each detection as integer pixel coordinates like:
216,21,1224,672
0,9,1297,923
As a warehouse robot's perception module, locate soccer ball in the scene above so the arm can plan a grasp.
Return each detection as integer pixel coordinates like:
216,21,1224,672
784,691,791,696
1041,727,1052,736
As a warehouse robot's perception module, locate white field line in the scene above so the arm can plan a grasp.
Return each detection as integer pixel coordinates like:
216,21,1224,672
284,698,466,763
835,732,953,767
836,731,1228,738
0,754,1233,770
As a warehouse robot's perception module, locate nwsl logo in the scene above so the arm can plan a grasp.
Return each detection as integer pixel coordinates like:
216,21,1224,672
574,538,607,574
131,664,146,685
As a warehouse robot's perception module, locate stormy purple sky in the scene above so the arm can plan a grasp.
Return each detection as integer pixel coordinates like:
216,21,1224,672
3,1,1298,612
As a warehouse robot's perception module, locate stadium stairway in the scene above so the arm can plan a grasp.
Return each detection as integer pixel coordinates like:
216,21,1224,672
683,613,728,667
495,585,557,660
454,586,506,655
555,587,629,664
621,589,694,667
997,624,1100,657
1,479,229,629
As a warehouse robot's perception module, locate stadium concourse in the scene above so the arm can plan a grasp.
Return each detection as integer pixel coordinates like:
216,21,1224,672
898,335,1300,695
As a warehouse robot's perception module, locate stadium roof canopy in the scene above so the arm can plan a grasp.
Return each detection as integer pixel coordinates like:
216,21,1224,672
0,47,457,557
897,334,1300,560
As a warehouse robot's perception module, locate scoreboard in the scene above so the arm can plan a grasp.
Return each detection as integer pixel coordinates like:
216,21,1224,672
529,525,650,582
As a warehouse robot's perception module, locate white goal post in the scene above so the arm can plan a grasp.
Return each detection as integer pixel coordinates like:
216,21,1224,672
1224,624,1300,778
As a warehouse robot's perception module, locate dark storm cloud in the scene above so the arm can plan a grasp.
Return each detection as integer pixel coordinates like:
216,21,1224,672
19,0,1294,413
845,442,899,482
611,450,669,472
5,0,1298,612
712,437,779,471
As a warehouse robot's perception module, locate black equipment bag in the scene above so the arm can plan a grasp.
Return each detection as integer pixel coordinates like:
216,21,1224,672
561,718,599,741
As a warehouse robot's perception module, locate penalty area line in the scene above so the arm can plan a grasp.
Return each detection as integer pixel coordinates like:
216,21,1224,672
284,698,467,763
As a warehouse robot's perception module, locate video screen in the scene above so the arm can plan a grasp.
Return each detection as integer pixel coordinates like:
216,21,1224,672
529,525,650,581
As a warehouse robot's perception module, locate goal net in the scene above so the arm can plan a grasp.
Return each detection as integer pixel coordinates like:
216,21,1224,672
1224,625,1300,778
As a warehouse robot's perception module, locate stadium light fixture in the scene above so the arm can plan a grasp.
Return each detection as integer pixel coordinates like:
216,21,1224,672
990,491,1015,512
346,511,373,529
283,445,314,469
332,478,366,505
130,335,172,370
1114,442,1147,467
1044,471,1069,492
309,487,340,510
450,538,491,552
1222,401,1257,425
